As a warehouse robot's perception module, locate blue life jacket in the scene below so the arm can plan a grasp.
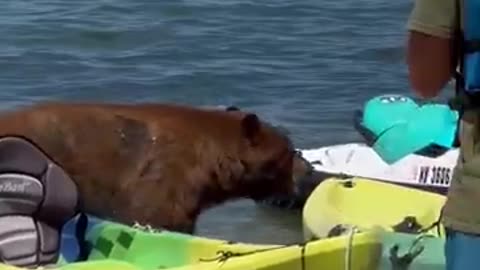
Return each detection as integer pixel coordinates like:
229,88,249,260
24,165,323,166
460,0,480,93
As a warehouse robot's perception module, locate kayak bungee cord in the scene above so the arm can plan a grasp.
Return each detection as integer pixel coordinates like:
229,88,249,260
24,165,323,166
216,221,364,270
198,242,308,270
344,226,359,270
388,233,434,269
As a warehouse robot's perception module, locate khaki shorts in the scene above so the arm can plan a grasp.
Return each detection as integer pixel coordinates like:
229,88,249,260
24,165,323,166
443,112,480,234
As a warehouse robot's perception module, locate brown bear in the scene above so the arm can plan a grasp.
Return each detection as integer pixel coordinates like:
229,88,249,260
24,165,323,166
0,102,303,234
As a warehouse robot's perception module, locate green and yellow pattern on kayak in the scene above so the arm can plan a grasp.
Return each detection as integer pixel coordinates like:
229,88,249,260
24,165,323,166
0,219,384,270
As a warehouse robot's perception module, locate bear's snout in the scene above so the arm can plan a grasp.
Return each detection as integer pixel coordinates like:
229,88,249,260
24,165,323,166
291,151,317,195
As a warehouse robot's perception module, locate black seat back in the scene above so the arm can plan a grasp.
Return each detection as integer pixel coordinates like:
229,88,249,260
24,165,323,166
0,136,78,267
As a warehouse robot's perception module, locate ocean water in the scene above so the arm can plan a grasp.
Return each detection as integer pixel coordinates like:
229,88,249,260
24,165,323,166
0,0,442,245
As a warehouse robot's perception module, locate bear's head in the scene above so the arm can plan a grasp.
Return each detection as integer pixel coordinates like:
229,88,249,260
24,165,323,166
236,113,297,200
222,108,312,201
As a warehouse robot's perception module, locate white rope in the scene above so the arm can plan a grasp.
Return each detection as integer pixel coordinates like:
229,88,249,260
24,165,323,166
133,221,161,233
345,225,358,270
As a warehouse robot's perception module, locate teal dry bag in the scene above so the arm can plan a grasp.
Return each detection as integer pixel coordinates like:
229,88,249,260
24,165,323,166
462,0,480,92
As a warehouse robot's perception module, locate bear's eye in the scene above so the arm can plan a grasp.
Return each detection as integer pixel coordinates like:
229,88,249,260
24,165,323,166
262,160,278,171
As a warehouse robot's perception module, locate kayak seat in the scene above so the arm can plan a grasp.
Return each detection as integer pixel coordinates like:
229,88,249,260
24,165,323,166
0,136,78,268
353,110,377,146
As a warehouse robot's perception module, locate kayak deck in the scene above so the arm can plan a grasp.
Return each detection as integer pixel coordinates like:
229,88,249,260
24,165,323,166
303,177,446,240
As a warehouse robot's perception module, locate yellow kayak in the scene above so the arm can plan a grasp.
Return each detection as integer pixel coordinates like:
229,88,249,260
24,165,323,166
0,219,383,270
303,177,447,241
302,177,448,269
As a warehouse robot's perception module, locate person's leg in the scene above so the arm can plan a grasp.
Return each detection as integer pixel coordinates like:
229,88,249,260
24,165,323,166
445,228,456,270
445,228,480,270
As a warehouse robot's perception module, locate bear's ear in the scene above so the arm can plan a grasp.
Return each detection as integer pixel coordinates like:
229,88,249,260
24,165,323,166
226,106,240,111
241,113,261,145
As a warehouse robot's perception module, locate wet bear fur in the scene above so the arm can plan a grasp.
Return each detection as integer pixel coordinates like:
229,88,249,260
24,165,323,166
0,102,300,233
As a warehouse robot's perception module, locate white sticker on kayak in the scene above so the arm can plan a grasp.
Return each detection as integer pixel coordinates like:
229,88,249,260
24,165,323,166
416,166,452,187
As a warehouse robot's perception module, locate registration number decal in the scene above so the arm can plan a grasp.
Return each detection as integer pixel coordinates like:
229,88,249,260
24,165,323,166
417,166,452,186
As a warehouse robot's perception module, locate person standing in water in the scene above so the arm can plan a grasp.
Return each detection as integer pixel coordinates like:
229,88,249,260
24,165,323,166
407,0,480,268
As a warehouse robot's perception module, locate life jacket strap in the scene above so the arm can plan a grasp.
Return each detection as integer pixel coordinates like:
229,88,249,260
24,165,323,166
465,39,480,54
